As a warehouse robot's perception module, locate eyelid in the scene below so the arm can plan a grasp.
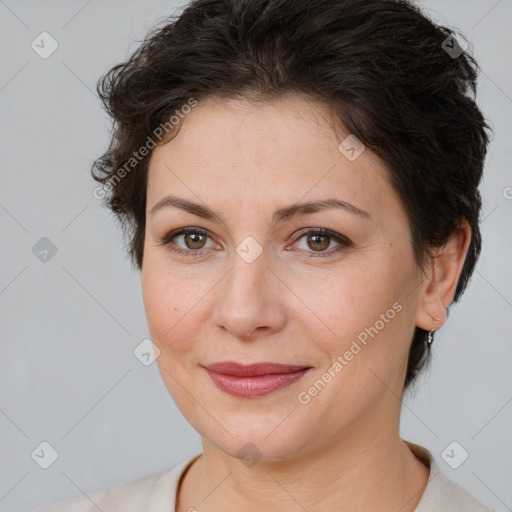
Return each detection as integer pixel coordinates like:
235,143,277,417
158,226,210,246
158,226,220,252
285,227,351,256
288,227,351,246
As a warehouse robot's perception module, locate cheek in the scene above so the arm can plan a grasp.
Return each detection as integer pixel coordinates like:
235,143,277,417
295,260,412,399
142,262,200,357
142,267,204,415
293,262,399,343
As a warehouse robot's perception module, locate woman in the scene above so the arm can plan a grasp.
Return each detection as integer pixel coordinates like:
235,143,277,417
37,0,493,510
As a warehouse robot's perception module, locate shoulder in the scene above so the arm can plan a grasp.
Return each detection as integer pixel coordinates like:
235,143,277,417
438,474,495,511
405,440,494,512
420,464,494,511
32,455,200,512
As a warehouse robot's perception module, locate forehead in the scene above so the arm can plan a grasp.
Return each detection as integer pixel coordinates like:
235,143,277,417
146,94,396,222
152,94,354,167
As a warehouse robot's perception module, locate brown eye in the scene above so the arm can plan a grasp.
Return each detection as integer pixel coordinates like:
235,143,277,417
182,231,207,250
289,228,352,257
159,227,217,256
306,233,331,251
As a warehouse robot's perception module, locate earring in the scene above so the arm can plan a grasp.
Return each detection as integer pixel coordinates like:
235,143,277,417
427,329,435,345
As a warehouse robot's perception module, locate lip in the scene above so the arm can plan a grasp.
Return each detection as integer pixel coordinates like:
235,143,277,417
203,361,312,398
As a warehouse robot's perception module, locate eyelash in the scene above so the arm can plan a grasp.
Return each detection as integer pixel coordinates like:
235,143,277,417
158,227,352,258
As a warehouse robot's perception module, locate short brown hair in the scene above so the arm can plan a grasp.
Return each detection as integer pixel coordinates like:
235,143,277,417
92,0,492,390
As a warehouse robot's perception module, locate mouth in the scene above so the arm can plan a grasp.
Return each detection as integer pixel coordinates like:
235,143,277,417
203,361,312,398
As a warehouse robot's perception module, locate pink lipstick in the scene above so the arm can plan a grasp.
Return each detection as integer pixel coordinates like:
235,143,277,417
204,362,311,398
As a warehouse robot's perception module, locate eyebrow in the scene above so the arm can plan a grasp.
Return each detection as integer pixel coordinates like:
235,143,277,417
150,195,371,226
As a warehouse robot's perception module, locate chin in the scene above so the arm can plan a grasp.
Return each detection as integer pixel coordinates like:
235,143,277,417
196,411,315,463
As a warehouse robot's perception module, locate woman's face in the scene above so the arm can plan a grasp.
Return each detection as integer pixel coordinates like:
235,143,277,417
141,94,428,461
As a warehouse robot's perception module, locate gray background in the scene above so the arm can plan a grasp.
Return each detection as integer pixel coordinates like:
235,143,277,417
0,1,510,511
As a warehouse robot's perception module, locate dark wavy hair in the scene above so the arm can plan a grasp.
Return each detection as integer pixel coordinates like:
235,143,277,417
91,0,491,391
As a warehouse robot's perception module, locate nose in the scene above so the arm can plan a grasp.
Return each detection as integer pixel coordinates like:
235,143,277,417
211,250,288,341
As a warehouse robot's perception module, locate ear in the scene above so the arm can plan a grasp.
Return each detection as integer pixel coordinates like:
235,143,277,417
415,218,472,331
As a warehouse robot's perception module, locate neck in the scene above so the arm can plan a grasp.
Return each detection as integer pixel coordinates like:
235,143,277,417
177,408,430,512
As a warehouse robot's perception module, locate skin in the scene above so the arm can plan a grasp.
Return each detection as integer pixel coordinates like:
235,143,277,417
141,93,471,512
